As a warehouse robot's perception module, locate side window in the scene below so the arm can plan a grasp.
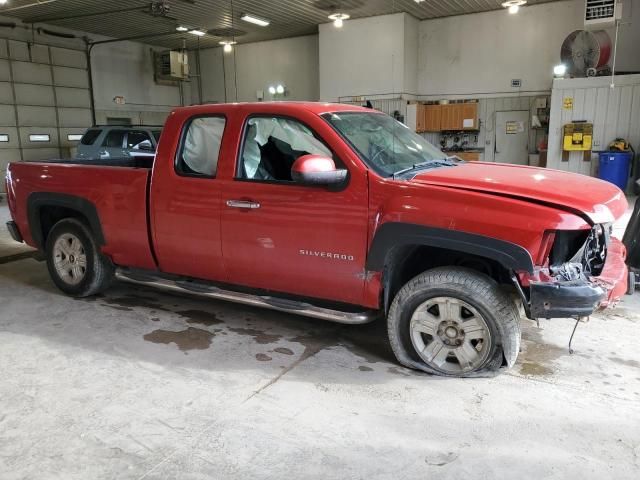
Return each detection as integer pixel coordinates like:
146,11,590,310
80,129,101,145
127,131,153,151
102,130,126,148
239,116,333,182
176,116,226,177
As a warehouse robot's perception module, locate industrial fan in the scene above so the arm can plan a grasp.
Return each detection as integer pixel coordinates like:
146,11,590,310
560,29,612,77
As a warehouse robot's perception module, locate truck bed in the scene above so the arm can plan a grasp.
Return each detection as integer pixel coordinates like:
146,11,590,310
7,161,157,270
45,155,154,169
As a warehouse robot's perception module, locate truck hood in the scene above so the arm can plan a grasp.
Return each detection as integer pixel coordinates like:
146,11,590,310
411,162,627,224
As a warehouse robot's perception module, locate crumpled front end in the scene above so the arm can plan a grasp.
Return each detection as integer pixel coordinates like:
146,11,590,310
522,224,629,319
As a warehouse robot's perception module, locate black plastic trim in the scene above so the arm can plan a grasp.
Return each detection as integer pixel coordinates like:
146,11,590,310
529,280,605,318
366,222,535,273
6,221,23,243
27,192,105,250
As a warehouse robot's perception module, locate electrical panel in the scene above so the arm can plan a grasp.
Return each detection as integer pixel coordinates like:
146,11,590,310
584,0,621,29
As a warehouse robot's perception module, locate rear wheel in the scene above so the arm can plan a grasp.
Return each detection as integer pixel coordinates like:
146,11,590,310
387,267,521,377
46,218,114,297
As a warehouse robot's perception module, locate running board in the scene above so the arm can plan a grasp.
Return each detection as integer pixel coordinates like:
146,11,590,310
114,268,378,325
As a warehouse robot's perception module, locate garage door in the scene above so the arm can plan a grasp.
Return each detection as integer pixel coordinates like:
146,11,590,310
0,38,91,192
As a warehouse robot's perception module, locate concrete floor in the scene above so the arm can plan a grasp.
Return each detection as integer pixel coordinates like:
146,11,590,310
1,201,640,479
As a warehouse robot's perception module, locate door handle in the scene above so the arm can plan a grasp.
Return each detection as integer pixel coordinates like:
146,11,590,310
226,199,261,209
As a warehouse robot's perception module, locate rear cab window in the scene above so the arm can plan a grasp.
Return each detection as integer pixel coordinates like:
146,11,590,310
176,116,226,177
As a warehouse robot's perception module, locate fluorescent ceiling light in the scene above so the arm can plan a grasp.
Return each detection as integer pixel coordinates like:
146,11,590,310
29,134,50,142
501,0,526,14
241,13,270,27
67,134,83,141
189,29,206,36
328,13,350,28
220,40,237,53
176,26,189,32
0,0,8,5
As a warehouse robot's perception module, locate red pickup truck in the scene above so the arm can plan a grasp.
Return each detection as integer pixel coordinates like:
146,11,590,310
4,102,633,377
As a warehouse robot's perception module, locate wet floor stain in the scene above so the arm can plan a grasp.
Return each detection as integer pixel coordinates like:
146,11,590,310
358,366,374,372
103,295,165,312
273,347,294,355
178,309,223,327
255,353,272,362
519,362,553,376
608,357,640,369
229,327,282,345
143,327,214,352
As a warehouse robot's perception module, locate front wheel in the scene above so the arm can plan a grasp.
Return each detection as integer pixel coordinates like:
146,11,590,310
46,218,114,297
387,267,521,377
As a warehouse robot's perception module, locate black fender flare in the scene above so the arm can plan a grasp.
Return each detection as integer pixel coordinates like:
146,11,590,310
27,192,105,249
366,222,534,274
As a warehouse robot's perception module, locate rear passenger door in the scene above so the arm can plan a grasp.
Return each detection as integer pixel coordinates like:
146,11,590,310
151,115,228,281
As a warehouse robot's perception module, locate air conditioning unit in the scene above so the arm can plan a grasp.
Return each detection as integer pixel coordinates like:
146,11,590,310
584,0,621,29
155,50,189,81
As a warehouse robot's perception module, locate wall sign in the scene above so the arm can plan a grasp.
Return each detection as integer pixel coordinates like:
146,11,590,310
113,96,126,105
563,97,574,110
506,121,525,134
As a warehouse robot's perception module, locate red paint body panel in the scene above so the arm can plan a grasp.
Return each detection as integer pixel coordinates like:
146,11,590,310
411,162,627,224
4,102,631,312
7,162,155,270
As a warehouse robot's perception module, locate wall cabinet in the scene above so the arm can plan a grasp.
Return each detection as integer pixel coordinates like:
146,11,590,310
424,105,442,132
408,101,479,133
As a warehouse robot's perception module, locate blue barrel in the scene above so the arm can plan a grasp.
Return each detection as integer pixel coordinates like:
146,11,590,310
598,151,633,190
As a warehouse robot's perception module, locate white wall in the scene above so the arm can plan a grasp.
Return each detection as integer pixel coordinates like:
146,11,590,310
319,13,410,101
192,35,319,104
418,1,583,97
615,0,640,73
91,41,183,123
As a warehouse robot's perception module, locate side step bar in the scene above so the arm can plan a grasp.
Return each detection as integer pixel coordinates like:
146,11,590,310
115,268,378,325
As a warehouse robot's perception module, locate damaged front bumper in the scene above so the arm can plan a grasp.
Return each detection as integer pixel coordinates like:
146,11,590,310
525,238,629,319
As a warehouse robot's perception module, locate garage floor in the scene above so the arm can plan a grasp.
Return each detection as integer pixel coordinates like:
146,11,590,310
1,201,639,479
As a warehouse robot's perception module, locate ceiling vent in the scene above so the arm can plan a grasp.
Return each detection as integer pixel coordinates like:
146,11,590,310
584,0,621,29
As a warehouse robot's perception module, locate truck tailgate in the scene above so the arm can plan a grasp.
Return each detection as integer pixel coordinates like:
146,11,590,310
8,162,156,270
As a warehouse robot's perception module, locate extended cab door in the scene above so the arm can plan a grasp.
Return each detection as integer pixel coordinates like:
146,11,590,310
150,113,228,281
219,112,369,306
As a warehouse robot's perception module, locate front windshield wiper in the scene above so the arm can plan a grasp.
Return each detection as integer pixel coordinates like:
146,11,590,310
392,158,456,179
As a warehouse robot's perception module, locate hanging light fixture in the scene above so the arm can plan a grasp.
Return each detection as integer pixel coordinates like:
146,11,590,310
328,13,350,28
501,0,527,14
220,40,237,53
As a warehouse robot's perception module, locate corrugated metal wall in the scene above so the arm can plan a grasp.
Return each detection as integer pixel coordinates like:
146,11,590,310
547,75,640,176
0,38,91,191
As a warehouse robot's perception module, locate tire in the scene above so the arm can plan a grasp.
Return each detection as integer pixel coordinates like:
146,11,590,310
45,218,114,297
387,267,521,377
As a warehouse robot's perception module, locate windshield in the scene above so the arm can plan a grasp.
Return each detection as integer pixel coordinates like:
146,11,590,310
322,111,448,177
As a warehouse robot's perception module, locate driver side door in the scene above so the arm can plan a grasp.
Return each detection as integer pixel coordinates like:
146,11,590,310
220,114,369,305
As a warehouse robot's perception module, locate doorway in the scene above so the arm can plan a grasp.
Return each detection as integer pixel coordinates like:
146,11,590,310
495,110,530,165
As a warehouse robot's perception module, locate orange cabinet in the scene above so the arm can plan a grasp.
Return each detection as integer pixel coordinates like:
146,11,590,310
460,103,479,130
455,151,481,161
424,105,442,132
